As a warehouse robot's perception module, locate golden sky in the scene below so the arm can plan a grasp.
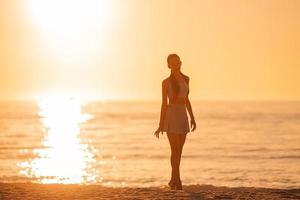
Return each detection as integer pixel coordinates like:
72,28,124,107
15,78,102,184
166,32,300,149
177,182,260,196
0,0,299,100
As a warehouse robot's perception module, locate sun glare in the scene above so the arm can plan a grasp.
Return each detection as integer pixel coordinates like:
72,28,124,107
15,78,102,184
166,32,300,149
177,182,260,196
19,96,98,184
28,0,112,33
27,0,113,63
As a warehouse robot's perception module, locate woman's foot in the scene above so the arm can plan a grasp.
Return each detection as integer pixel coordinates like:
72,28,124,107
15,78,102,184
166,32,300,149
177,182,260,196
175,179,182,190
168,179,176,190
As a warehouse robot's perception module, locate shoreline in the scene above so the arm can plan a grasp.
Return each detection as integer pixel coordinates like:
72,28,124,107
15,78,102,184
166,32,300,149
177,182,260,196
0,183,299,200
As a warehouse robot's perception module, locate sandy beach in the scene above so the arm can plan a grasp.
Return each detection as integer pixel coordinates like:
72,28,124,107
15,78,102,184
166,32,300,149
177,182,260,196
0,183,299,200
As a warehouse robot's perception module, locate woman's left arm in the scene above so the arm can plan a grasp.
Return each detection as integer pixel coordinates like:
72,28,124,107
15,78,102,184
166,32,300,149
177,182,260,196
186,78,196,131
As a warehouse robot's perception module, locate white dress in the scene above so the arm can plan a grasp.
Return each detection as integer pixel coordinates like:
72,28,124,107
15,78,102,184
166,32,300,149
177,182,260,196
162,78,190,134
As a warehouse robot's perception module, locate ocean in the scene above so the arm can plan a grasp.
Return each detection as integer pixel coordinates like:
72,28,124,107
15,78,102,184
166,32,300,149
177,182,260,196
0,100,299,189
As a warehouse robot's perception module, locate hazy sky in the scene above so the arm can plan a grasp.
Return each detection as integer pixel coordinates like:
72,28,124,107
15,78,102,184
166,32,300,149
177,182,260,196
0,0,299,100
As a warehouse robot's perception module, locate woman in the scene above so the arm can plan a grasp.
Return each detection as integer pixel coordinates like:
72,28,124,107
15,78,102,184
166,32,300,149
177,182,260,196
154,53,196,190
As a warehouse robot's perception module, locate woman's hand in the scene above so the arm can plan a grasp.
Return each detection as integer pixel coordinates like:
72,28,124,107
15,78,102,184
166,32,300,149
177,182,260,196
191,118,196,131
154,126,163,139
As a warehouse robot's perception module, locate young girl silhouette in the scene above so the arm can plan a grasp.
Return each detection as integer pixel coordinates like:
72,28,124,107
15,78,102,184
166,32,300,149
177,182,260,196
154,54,196,190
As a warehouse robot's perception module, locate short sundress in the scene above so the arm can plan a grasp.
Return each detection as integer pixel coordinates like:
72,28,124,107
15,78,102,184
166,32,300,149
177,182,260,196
162,77,190,134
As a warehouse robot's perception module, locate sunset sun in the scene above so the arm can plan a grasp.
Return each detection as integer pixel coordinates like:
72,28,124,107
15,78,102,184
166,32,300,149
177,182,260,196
27,0,112,33
26,0,113,62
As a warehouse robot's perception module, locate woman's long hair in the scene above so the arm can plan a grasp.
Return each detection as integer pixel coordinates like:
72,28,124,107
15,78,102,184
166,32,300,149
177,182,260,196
168,54,189,99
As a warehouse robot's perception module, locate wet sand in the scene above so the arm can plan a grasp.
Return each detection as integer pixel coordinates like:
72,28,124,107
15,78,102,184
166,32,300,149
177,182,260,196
0,183,299,200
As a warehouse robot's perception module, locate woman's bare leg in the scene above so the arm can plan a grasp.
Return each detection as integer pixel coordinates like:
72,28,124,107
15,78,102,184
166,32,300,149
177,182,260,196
167,132,179,188
177,133,187,167
175,133,187,189
167,132,187,189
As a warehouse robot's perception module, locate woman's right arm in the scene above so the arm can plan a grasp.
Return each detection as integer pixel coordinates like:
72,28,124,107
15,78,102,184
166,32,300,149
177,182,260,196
154,80,168,138
158,80,168,128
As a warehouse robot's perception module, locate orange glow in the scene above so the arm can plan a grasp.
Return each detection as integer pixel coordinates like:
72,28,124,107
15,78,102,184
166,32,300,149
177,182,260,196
0,0,299,100
19,96,98,184
26,0,113,67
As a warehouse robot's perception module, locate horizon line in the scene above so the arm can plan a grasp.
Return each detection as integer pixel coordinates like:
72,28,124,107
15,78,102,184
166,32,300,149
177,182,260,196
0,97,299,102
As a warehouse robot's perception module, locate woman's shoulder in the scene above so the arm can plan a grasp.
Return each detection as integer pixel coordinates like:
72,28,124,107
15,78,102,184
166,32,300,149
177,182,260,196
162,77,170,84
181,73,190,83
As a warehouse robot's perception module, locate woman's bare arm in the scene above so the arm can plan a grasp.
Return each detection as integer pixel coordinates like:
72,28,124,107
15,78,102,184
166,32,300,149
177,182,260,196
158,79,168,128
186,97,195,121
186,78,196,131
154,79,168,138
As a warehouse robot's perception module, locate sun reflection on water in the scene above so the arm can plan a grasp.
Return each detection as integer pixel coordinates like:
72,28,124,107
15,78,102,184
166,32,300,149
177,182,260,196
19,97,98,184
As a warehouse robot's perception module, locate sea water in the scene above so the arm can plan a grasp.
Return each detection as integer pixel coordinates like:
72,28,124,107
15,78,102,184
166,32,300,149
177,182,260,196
0,100,299,189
